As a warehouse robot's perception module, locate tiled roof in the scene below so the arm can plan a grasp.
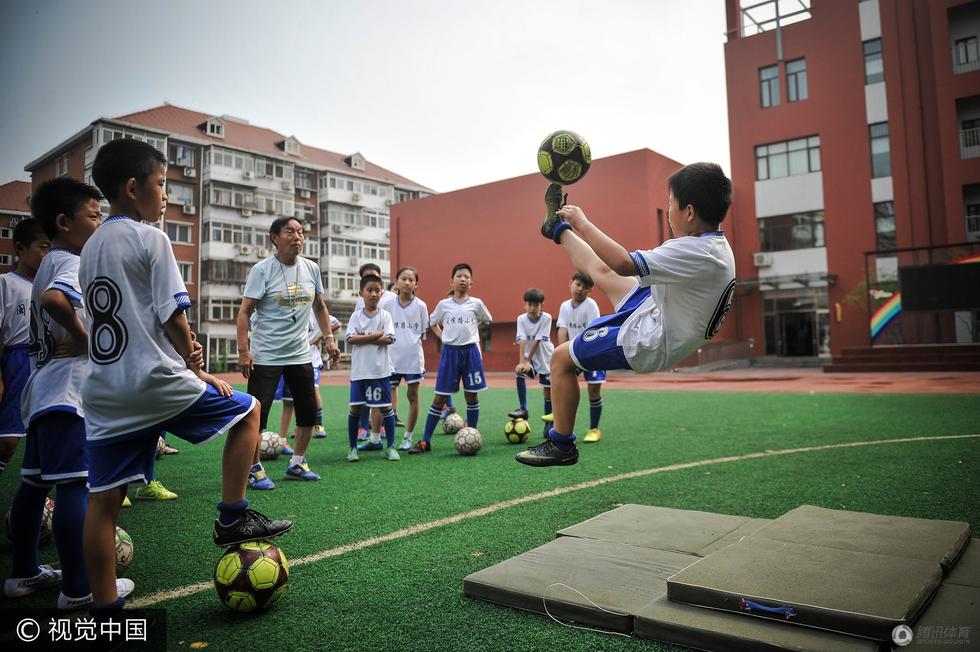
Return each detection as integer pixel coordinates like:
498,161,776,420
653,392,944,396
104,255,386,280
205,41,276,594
0,181,31,213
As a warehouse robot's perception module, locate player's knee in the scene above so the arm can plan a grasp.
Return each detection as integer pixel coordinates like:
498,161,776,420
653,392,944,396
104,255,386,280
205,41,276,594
0,437,18,460
551,344,576,374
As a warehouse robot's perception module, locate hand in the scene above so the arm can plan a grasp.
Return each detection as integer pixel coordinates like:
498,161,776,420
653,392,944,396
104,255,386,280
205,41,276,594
324,338,340,364
557,204,588,229
52,332,88,358
238,349,254,380
199,371,233,396
186,340,204,371
516,362,532,376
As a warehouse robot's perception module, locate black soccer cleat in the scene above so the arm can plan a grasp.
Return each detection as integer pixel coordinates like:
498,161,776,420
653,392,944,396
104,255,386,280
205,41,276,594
515,440,579,467
213,509,293,548
507,407,530,420
540,183,569,242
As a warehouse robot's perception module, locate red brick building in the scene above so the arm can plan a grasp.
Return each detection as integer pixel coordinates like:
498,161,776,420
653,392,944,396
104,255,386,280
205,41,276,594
0,181,32,271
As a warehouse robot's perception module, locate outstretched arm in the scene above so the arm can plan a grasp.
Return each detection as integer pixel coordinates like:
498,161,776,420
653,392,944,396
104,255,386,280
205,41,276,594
558,205,636,277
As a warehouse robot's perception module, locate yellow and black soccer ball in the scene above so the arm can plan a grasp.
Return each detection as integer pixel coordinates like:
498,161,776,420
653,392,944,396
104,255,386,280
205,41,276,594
214,540,289,613
504,418,531,444
537,130,591,185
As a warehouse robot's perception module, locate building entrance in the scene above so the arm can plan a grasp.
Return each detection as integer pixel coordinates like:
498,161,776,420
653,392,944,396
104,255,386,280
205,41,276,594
763,289,830,357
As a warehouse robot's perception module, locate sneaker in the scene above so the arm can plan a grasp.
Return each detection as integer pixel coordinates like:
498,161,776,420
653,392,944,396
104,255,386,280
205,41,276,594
357,440,383,452
356,427,369,442
281,442,295,456
515,440,579,467
135,480,177,501
312,425,327,438
248,468,276,491
346,448,360,462
284,461,321,481
540,183,568,242
121,495,132,508
385,447,401,461
541,413,554,423
584,428,603,443
507,407,529,420
213,509,293,547
397,435,414,451
58,578,135,611
4,564,62,597
407,440,431,454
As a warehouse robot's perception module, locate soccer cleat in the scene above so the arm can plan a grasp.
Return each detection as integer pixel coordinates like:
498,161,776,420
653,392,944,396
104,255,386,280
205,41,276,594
4,564,62,598
347,448,360,462
136,480,177,501
385,447,401,461
213,509,293,548
121,495,132,508
584,428,603,443
395,416,405,428
357,440,384,452
280,442,295,456
540,413,554,423
248,468,276,491
356,427,369,442
507,407,529,420
58,578,135,611
312,425,327,438
284,461,321,481
407,440,431,454
397,435,414,451
541,183,569,242
515,440,579,467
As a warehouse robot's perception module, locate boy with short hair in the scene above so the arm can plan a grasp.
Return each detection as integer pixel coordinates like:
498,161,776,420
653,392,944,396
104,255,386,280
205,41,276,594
81,139,291,615
382,266,429,451
408,263,492,454
517,163,736,467
354,262,396,441
345,274,398,462
507,288,554,428
0,218,49,479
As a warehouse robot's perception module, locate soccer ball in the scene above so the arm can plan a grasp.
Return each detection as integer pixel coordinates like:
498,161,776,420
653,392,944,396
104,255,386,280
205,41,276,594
504,418,531,444
259,431,283,461
537,130,591,185
455,426,483,456
115,526,134,575
5,497,54,546
214,540,289,613
442,412,464,435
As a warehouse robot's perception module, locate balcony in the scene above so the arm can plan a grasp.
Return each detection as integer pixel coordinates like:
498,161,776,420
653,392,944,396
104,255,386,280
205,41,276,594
952,49,980,75
734,0,812,39
961,127,980,159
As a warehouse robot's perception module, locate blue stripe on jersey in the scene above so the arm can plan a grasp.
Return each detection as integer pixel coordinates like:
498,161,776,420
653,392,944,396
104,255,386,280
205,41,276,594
630,251,650,277
51,281,82,302
174,292,191,309
104,215,133,224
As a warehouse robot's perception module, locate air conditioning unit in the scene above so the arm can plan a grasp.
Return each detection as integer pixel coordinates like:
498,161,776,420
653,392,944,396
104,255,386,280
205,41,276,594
385,199,394,206
303,222,312,232
282,180,293,191
753,252,773,268
182,204,196,215
240,208,252,218
299,189,311,199
257,248,270,258
383,231,390,239
183,167,197,178
238,244,253,255
351,192,361,202
243,170,253,180
331,289,342,298
331,225,343,234
349,256,358,266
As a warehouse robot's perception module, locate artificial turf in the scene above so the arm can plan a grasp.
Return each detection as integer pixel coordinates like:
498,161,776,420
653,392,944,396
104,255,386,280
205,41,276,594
1,385,978,651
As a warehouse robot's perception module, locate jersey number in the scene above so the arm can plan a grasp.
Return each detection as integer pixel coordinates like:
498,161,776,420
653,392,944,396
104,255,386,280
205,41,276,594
705,279,736,340
87,277,128,365
467,371,483,386
366,386,383,402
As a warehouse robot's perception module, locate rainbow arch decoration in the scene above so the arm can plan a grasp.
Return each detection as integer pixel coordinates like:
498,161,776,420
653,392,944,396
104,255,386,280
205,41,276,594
870,252,980,339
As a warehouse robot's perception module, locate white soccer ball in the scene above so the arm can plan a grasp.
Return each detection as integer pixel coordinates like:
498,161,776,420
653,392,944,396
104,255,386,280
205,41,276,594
454,426,482,456
259,431,283,461
115,526,134,575
5,497,54,546
443,412,464,435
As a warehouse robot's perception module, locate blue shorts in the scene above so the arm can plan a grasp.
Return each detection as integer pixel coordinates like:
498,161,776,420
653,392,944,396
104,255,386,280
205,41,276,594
518,366,551,388
577,369,607,383
435,343,487,395
0,345,30,437
350,378,392,407
22,410,89,485
570,284,651,374
87,386,256,493
390,372,423,386
276,367,322,402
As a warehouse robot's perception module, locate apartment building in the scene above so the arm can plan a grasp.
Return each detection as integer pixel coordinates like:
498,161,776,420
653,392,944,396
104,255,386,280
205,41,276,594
0,181,32,270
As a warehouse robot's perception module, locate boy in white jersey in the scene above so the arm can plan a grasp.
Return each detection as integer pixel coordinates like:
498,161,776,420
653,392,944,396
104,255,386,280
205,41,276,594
507,288,554,429
354,262,397,442
345,274,399,462
408,263,492,454
81,139,291,617
0,219,49,479
518,162,736,467
5,178,122,610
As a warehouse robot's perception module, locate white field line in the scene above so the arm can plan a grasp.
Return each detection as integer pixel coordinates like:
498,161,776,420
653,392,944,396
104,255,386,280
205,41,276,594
128,433,979,608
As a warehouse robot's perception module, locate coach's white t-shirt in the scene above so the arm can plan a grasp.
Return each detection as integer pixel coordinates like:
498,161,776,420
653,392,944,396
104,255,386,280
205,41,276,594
346,307,395,381
623,233,736,372
21,249,89,424
78,217,207,441
380,294,428,375
557,297,600,341
515,312,554,372
429,296,492,346
0,272,33,353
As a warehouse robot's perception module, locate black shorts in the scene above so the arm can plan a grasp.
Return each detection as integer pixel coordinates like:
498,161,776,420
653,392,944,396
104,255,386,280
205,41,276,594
248,363,316,429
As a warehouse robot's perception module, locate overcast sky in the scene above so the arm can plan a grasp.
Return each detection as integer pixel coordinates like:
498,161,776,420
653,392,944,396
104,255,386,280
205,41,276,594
0,0,730,192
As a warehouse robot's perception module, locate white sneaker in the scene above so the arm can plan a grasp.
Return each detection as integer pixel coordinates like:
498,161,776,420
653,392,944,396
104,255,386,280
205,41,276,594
4,564,62,597
397,435,413,451
58,578,136,610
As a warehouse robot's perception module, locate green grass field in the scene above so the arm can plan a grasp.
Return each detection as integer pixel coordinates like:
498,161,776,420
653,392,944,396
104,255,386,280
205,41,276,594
2,385,979,651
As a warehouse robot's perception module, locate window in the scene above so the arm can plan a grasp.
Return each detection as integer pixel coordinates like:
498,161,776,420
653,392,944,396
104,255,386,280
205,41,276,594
177,262,193,285
209,299,240,322
55,152,70,177
755,136,820,180
206,119,224,138
330,239,359,257
167,182,195,206
302,239,320,259
863,39,883,84
954,36,979,69
759,65,779,108
210,148,252,171
0,227,10,239
967,203,980,234
204,221,256,245
169,144,195,167
0,255,11,266
869,122,891,178
166,222,193,244
874,202,896,251
758,211,825,251
295,168,315,190
786,59,807,102
297,204,314,223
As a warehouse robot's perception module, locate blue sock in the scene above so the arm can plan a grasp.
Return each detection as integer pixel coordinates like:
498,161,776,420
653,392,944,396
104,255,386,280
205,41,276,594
348,413,359,448
422,405,442,443
516,376,527,410
589,397,603,429
544,398,552,417
548,427,576,449
52,481,90,598
446,395,455,409
217,499,249,526
315,407,323,426
91,597,126,617
381,409,396,447
358,407,370,431
466,401,480,429
10,481,47,577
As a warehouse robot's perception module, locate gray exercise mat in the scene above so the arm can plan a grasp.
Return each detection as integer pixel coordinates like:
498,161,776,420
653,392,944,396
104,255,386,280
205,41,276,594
666,537,943,641
463,536,698,633
556,503,770,556
750,505,971,575
905,583,980,650
635,595,887,652
947,539,979,588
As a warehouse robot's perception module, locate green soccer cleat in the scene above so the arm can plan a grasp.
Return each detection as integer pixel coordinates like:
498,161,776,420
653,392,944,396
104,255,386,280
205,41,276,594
583,428,603,443
540,413,554,423
385,447,401,461
136,480,177,501
541,183,568,242
347,448,360,462
515,440,579,467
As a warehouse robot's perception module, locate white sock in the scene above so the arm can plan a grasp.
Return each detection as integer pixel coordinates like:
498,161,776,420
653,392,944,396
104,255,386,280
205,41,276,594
370,432,381,444
290,455,304,466
403,431,413,440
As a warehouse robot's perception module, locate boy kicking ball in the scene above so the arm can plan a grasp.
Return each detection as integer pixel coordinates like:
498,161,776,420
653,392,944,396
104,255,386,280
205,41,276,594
517,162,736,467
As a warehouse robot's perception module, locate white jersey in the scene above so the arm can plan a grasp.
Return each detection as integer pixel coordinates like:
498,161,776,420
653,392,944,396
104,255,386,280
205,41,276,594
346,307,395,381
515,312,554,372
429,296,492,346
306,312,338,369
624,233,736,372
355,289,397,312
557,297,601,341
21,249,88,423
0,272,33,354
78,216,207,441
380,294,428,375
